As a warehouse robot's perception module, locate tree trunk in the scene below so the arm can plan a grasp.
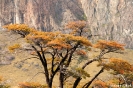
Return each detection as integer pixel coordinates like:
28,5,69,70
83,67,104,88
59,65,64,88
73,77,82,88
48,78,53,88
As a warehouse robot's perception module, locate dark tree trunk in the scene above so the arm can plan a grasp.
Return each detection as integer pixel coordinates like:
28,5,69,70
59,65,64,88
48,78,53,88
73,77,82,88
83,67,104,88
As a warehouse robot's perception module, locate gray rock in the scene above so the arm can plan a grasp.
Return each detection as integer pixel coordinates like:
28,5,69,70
0,61,11,65
5,55,15,61
14,62,23,69
22,68,29,71
0,55,15,65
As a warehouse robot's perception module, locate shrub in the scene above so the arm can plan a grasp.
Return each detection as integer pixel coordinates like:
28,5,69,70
19,82,47,88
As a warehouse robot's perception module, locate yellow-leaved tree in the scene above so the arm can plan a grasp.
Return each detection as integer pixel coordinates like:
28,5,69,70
3,21,133,88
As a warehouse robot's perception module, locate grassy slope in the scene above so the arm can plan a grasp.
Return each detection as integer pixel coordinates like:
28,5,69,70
0,30,133,87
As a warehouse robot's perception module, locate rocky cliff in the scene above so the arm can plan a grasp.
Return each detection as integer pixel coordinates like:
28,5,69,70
81,0,133,48
0,0,133,48
0,0,84,31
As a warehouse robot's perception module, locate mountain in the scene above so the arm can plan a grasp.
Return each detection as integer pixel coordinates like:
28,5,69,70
0,0,133,48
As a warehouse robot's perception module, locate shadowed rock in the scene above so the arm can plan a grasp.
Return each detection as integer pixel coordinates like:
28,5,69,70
0,55,15,65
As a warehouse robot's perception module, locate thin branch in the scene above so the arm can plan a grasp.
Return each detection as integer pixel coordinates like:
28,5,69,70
73,50,106,88
44,51,54,56
39,45,50,80
82,50,106,69
54,52,69,75
51,52,56,75
119,74,128,85
82,58,98,69
66,42,80,67
87,34,100,38
31,45,50,84
79,28,83,36
82,67,104,88
28,72,45,81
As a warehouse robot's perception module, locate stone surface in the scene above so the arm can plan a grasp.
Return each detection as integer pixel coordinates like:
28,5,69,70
0,54,15,65
0,0,133,48
81,0,133,48
0,0,84,31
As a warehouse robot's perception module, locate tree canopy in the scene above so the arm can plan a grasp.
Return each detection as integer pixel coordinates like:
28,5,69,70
3,21,133,88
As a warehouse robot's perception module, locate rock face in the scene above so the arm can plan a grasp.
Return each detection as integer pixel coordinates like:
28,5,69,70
0,0,133,48
81,0,133,48
0,0,84,31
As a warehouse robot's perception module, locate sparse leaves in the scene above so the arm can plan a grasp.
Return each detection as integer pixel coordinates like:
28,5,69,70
8,43,21,52
19,82,46,88
66,68,90,79
47,38,71,49
94,40,125,51
3,24,36,37
75,68,90,78
76,50,86,55
101,58,133,74
65,21,87,36
92,80,108,88
66,21,86,31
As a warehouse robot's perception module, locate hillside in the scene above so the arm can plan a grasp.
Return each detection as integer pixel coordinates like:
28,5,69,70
0,30,133,88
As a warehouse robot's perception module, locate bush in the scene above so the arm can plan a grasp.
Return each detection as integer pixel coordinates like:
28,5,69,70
19,82,47,88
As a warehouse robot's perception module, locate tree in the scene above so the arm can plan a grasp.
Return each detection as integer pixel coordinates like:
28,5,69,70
3,21,133,88
98,58,133,87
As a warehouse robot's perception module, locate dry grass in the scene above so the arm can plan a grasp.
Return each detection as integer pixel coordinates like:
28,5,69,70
0,30,133,87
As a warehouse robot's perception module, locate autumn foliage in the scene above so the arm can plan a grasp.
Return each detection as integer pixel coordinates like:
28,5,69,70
103,58,133,74
8,43,21,52
3,21,133,88
92,80,108,88
94,40,125,51
3,24,36,37
19,82,46,88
